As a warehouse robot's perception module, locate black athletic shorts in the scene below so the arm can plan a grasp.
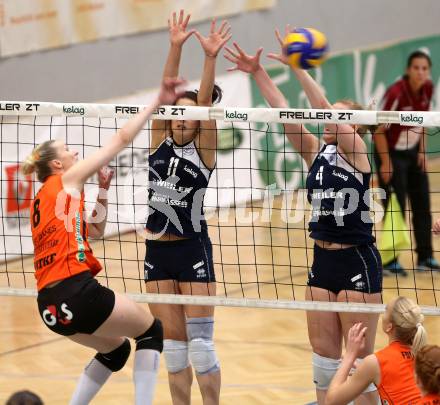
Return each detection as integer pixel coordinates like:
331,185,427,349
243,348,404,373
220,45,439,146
144,236,215,283
37,271,115,336
307,243,383,294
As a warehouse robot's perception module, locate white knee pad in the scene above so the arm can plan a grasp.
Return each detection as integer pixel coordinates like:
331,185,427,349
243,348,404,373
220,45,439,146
163,339,189,373
312,352,341,390
188,338,219,375
186,317,220,375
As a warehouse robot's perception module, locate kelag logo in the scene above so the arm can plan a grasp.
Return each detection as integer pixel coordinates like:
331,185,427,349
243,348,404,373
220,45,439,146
63,105,85,115
4,164,33,227
400,113,424,125
225,110,248,121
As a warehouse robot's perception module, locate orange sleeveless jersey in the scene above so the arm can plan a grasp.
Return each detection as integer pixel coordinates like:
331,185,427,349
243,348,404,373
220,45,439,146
416,394,440,405
375,341,421,404
30,175,102,290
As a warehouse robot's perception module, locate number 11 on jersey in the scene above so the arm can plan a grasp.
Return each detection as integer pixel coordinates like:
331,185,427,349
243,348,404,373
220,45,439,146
167,157,179,177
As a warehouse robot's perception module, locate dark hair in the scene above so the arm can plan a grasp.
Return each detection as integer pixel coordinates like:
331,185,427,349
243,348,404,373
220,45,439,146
415,345,440,394
177,84,223,105
407,50,432,69
6,390,44,405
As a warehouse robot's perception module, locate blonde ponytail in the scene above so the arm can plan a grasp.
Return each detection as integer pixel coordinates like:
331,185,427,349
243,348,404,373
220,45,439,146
391,296,427,355
412,322,428,356
21,150,40,175
21,140,57,182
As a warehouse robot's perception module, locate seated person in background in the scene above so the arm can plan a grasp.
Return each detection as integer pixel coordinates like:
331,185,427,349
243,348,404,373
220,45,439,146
326,296,426,405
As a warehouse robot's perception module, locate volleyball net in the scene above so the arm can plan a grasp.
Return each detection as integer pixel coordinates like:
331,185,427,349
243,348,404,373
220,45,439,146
1,101,440,315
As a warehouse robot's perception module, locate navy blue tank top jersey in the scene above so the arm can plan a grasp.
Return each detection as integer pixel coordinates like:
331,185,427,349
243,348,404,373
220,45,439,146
306,143,375,245
146,137,212,238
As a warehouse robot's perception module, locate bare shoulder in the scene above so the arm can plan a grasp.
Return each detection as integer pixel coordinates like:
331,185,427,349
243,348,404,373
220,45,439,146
358,354,380,384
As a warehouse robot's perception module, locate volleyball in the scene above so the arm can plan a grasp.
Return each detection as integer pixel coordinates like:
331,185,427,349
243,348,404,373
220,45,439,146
283,28,328,69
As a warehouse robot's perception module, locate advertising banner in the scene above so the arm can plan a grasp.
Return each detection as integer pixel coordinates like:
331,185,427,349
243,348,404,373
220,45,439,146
0,0,276,57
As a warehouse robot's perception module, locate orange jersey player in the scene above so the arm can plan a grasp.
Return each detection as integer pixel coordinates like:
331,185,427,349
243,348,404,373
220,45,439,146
31,172,101,291
22,77,185,405
326,296,427,405
375,341,421,403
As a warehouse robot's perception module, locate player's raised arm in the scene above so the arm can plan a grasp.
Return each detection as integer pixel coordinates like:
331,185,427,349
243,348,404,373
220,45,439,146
152,10,195,149
225,41,319,167
225,42,288,108
267,26,332,110
268,26,368,162
193,18,231,168
62,77,186,192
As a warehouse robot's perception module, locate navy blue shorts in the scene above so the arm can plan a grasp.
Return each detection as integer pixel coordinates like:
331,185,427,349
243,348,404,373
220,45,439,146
37,271,115,336
307,243,383,294
144,236,215,283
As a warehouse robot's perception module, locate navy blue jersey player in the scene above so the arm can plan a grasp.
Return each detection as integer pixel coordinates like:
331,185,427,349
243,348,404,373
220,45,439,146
144,10,230,405
225,27,382,405
307,144,375,246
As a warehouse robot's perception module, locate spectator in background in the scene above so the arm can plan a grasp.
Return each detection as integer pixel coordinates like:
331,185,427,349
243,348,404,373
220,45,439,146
374,50,439,276
6,390,43,405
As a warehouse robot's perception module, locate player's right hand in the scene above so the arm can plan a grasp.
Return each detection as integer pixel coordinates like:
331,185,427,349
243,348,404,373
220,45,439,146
224,42,263,74
158,77,187,105
345,322,367,358
168,10,195,47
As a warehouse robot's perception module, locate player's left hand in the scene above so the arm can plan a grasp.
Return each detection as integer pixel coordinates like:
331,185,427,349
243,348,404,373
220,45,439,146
98,166,114,191
195,19,231,58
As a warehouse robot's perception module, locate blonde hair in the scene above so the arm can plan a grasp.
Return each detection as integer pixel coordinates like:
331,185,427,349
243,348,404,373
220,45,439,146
337,99,376,136
21,140,58,182
391,296,427,355
415,345,440,395
338,99,364,111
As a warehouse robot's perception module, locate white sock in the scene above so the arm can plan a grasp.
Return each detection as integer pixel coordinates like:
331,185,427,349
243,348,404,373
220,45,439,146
133,349,160,405
69,358,112,405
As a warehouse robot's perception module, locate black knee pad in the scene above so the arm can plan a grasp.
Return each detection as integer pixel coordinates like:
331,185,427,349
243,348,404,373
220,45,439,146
95,338,131,372
135,318,163,353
